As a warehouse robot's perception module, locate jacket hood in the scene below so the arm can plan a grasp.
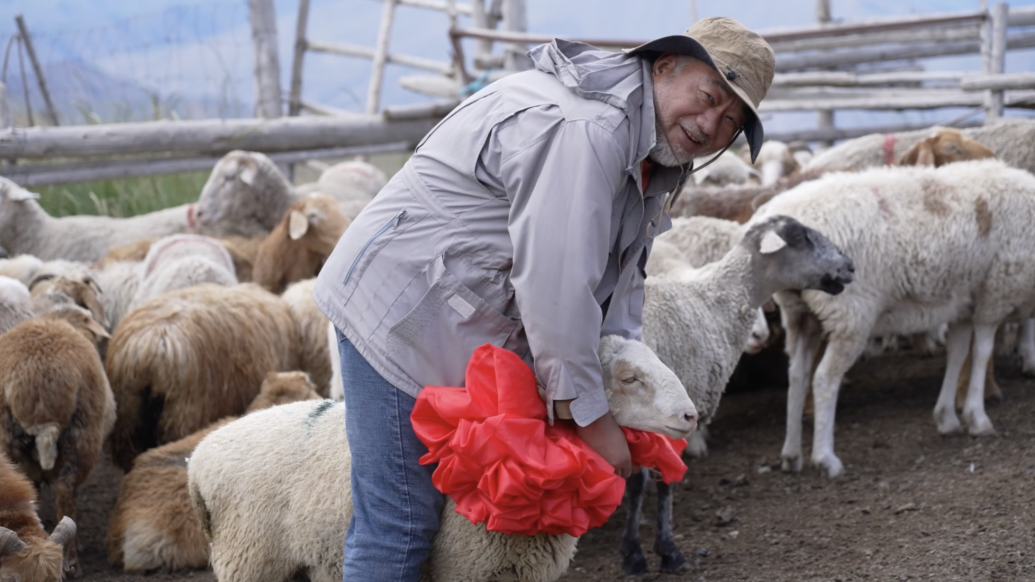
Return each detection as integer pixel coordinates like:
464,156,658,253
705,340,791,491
529,39,657,168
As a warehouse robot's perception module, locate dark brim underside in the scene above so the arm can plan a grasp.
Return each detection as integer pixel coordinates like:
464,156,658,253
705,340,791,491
627,35,765,163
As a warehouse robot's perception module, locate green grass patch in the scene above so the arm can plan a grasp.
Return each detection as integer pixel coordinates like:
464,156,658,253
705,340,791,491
35,172,210,218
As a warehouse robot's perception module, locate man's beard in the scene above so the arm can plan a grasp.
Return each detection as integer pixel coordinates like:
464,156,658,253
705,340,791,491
649,115,697,168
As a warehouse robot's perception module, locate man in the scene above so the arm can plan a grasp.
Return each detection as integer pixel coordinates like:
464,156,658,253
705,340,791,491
313,16,775,581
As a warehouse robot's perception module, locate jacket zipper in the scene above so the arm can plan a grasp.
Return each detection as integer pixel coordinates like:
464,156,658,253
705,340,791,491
342,209,408,286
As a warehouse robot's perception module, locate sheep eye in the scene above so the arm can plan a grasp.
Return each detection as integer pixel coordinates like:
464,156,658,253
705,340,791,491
620,376,639,385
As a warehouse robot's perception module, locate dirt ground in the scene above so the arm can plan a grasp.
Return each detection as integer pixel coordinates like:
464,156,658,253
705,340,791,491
36,349,1035,582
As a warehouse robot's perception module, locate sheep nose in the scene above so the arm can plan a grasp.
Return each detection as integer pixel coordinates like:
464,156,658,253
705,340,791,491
683,409,698,431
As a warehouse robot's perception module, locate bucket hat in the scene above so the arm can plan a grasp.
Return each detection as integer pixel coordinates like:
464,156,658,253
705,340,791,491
628,17,775,162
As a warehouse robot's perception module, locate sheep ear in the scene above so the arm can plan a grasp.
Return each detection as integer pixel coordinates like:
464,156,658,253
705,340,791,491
86,316,111,340
916,143,937,167
288,210,309,240
759,230,787,254
7,185,39,201
239,161,258,186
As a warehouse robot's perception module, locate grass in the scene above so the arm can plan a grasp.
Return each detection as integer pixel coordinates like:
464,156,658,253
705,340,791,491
34,172,210,218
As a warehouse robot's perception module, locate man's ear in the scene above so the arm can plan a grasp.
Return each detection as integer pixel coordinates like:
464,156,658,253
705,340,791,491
652,52,677,78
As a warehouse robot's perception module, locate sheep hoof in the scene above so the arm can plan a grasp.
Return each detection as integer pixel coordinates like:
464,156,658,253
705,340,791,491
813,454,844,479
934,407,963,435
780,454,803,473
621,546,645,571
658,549,690,573
964,411,996,437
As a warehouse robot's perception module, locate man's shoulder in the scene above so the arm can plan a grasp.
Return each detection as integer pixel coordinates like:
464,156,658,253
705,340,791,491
488,70,635,134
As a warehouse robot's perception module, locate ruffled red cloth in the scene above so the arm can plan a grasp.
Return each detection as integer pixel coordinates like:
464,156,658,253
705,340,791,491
411,343,688,537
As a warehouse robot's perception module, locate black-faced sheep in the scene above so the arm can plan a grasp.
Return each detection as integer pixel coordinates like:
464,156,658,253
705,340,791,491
0,452,77,582
105,283,303,471
0,309,116,576
105,371,321,573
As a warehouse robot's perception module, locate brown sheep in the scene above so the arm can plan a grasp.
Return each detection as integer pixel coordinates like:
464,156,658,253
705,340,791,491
98,235,263,283
0,312,116,576
0,452,77,582
105,371,321,573
105,283,303,471
28,273,108,330
252,193,351,294
895,128,996,167
281,279,333,396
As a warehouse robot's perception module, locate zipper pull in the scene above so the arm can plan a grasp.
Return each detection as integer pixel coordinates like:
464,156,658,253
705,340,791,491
391,209,408,228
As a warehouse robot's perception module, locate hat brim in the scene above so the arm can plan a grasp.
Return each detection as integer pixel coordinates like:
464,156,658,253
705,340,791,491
627,35,765,163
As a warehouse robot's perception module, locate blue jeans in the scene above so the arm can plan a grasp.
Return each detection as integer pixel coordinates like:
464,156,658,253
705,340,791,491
336,329,444,582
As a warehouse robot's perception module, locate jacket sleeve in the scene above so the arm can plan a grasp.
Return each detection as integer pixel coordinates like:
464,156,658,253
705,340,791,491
499,118,628,427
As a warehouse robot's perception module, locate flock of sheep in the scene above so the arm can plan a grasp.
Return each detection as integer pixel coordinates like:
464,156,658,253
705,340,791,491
0,116,1033,582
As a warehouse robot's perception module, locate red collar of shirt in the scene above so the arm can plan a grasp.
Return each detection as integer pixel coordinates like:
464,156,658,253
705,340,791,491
640,159,654,193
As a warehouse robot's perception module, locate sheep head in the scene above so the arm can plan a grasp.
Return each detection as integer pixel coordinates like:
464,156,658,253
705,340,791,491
286,193,352,255
246,371,322,413
743,215,854,297
29,274,109,330
745,141,800,186
598,335,697,439
40,305,111,347
896,129,996,168
195,151,293,237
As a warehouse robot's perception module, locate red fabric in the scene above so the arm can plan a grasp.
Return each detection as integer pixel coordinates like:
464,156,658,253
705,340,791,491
640,159,654,192
411,344,688,537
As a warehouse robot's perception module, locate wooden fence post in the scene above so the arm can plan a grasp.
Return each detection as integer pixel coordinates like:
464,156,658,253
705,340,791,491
986,2,1009,120
366,0,399,114
13,15,58,126
815,0,834,149
288,0,311,117
248,0,284,119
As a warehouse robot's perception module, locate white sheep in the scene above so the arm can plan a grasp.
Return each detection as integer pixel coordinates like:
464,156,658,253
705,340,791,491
621,214,854,574
753,159,1035,479
804,120,1035,175
194,152,382,238
0,176,195,262
313,160,388,219
281,279,334,396
187,335,697,582
0,275,32,335
689,150,760,187
130,234,238,309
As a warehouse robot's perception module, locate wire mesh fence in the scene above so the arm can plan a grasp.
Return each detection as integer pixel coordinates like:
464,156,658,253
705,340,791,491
1,1,254,126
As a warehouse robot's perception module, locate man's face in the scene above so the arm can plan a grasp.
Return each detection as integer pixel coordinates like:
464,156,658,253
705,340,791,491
650,54,749,167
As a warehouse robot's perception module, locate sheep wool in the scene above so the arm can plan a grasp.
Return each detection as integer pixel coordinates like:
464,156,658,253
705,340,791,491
281,279,333,396
755,159,1035,478
106,283,302,470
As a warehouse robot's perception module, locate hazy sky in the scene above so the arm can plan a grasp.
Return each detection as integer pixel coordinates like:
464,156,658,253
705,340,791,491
2,0,1034,131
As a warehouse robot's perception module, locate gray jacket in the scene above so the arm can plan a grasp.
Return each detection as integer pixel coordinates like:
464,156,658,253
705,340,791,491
313,40,688,425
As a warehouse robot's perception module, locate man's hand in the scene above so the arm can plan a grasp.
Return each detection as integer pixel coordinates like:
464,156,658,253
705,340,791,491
575,412,635,478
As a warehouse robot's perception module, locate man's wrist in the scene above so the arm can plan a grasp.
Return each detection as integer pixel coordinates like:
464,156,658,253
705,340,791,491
553,399,574,420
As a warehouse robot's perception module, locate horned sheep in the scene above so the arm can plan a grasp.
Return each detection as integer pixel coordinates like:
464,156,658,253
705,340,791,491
0,308,116,575
0,452,77,582
105,371,321,573
187,335,697,582
752,159,1035,479
105,283,303,471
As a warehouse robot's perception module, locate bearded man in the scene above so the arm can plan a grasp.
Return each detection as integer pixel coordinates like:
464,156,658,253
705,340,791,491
314,16,776,581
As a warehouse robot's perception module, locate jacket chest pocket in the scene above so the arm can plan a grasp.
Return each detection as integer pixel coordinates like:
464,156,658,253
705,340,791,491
385,255,522,388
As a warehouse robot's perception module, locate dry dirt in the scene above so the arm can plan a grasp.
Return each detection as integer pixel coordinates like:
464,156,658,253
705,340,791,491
35,350,1035,582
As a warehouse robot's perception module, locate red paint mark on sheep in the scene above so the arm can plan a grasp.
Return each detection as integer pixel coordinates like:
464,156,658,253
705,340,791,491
883,133,898,165
871,187,893,220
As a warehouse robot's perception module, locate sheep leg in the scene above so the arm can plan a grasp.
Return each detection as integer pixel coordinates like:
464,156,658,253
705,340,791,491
934,323,972,434
780,312,823,473
1019,318,1035,377
654,480,689,573
54,471,79,578
810,333,869,479
620,468,649,574
962,323,997,436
